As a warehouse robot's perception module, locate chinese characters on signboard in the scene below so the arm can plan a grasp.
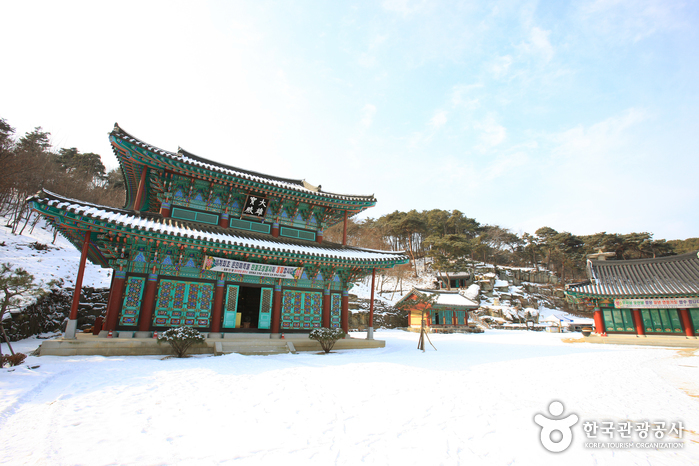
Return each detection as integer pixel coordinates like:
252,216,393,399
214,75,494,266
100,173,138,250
242,195,268,219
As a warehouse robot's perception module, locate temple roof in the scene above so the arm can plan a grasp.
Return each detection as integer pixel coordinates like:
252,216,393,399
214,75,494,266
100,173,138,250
396,288,479,309
29,190,408,268
565,251,699,298
110,124,377,208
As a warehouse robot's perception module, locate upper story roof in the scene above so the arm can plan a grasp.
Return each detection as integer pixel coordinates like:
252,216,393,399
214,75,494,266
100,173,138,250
110,124,377,213
565,251,699,298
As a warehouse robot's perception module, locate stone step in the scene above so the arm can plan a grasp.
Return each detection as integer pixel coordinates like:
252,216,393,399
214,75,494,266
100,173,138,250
214,341,296,356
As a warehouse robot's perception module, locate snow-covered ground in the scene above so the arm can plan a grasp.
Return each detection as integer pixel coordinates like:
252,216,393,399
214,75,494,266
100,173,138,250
1,330,698,465
0,216,111,291
2,214,699,464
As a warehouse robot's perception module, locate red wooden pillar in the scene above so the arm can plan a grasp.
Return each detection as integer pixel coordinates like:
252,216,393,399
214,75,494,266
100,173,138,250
103,272,115,322
160,201,171,218
271,281,282,335
272,222,280,238
137,273,158,333
341,289,349,334
219,212,229,229
317,230,323,244
368,268,375,339
134,167,148,212
679,309,695,337
210,275,225,333
342,211,348,246
104,270,126,332
65,230,91,339
322,288,331,328
632,309,645,336
593,308,605,336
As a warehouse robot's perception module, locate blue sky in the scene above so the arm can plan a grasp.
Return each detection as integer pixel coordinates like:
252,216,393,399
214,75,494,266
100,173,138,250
2,0,698,240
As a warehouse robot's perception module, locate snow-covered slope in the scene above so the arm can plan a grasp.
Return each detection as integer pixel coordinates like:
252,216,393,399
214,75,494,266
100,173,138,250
0,214,112,292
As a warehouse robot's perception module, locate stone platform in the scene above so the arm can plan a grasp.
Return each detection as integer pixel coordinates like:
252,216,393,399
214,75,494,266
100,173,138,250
581,333,699,348
38,333,385,356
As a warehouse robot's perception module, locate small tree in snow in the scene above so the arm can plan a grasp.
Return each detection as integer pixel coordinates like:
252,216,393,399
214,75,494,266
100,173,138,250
395,291,438,352
309,327,345,353
157,326,205,358
0,263,52,356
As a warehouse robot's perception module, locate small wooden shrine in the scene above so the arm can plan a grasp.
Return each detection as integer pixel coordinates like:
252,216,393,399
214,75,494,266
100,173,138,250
396,288,478,330
29,124,409,339
565,252,699,338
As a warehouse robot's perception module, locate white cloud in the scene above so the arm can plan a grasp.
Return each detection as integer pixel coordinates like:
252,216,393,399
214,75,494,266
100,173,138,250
473,115,507,149
358,52,377,68
517,27,554,62
430,110,448,129
361,104,377,128
490,55,513,79
451,84,483,109
579,0,687,42
382,0,428,16
483,151,529,181
406,108,450,148
551,108,648,159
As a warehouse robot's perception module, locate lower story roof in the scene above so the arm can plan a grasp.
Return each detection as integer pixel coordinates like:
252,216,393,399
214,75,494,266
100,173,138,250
28,190,409,270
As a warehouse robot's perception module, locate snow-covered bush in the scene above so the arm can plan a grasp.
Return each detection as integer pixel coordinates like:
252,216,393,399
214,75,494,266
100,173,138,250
309,327,345,353
157,326,205,358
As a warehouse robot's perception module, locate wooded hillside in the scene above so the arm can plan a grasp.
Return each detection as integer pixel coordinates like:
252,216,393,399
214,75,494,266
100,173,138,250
0,117,124,235
325,211,697,283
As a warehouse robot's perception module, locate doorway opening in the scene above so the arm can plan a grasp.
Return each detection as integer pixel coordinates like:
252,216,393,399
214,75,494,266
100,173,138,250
238,286,261,329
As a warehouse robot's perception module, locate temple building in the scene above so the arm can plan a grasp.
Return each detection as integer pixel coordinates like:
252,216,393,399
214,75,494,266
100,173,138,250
29,124,409,339
565,252,699,339
396,288,479,331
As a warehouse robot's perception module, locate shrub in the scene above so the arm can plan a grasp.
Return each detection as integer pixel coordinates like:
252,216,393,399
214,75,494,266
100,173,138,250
1,352,27,367
309,327,345,353
157,326,205,358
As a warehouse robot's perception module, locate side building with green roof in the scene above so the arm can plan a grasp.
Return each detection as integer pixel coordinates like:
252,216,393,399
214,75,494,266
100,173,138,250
565,252,699,339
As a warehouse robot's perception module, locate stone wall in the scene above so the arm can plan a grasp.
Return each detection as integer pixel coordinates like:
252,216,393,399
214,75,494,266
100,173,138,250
5,287,109,341
348,294,408,330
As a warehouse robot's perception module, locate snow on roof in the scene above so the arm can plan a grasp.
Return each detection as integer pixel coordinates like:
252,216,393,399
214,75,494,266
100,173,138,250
402,288,479,309
32,191,408,264
434,292,478,307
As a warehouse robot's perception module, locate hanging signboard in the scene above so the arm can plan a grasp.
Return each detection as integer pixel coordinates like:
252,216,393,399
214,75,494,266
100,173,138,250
242,194,268,219
203,255,304,279
614,298,699,309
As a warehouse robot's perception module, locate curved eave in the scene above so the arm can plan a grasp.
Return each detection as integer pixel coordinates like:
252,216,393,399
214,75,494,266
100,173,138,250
109,124,377,212
29,191,408,269
429,303,479,310
33,211,110,268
